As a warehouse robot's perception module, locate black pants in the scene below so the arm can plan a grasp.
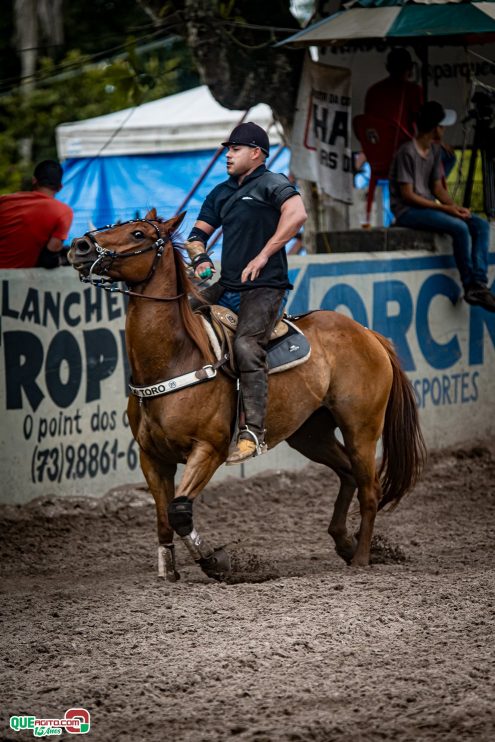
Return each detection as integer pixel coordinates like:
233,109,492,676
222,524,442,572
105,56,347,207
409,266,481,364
193,284,286,437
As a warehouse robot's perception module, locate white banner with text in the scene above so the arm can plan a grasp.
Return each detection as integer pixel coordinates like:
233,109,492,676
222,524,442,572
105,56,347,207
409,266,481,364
291,57,353,204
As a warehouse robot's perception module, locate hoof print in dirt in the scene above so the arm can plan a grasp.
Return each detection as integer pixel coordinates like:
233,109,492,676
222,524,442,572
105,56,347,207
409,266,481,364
225,549,280,584
198,548,232,581
370,534,407,564
454,446,491,460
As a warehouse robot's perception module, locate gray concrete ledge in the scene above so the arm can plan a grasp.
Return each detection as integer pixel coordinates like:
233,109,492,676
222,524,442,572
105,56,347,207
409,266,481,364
316,227,453,254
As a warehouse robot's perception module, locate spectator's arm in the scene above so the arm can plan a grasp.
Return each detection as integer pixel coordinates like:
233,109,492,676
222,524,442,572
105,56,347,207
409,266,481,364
400,182,470,218
431,179,455,206
432,180,470,216
46,236,64,253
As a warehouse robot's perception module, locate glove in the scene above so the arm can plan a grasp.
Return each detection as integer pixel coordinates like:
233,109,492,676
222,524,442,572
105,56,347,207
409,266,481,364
191,252,215,279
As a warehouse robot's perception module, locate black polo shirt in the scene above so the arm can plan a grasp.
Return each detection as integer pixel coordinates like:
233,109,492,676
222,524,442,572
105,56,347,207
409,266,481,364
197,165,298,291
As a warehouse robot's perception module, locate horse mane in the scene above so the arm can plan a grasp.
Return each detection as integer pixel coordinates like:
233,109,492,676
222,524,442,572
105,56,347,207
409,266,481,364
171,234,214,363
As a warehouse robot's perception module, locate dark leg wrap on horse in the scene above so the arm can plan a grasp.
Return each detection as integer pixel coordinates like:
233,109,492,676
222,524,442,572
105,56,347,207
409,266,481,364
168,497,212,558
168,497,230,578
168,496,193,537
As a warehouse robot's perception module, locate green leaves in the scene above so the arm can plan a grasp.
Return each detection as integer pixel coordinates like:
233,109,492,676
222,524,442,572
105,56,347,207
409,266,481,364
0,40,198,193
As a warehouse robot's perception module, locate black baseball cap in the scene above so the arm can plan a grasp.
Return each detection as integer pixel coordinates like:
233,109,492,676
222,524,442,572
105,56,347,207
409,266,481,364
222,122,270,155
417,101,457,133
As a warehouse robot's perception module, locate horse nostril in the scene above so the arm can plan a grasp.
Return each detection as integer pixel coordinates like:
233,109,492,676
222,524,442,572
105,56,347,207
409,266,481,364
70,237,93,255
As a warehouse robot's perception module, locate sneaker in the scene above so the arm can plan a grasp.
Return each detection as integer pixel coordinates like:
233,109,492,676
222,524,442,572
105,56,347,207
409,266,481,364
464,284,495,312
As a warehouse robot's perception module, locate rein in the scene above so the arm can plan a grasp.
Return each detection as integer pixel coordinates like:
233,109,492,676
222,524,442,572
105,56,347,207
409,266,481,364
81,218,185,302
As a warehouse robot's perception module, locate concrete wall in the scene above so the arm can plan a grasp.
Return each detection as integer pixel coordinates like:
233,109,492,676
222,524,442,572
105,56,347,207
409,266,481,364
1,234,494,503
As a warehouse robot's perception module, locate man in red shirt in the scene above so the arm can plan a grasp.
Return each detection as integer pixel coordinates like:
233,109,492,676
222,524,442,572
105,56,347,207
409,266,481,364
365,48,423,141
0,160,73,269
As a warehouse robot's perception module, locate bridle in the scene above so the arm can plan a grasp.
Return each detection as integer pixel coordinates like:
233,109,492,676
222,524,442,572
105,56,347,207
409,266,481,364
80,218,185,302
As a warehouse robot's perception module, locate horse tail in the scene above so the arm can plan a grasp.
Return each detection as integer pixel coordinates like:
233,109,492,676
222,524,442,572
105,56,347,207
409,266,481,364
372,332,427,511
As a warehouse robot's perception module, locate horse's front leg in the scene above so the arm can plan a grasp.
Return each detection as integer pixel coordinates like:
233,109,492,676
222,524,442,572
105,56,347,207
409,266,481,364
168,442,230,581
140,452,180,582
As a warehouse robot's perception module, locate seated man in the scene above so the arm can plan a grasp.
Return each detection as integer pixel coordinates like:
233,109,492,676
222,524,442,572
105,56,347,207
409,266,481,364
0,160,73,269
389,101,494,312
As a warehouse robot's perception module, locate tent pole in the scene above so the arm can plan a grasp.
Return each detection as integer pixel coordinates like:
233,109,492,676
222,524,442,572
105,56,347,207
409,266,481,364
174,109,251,215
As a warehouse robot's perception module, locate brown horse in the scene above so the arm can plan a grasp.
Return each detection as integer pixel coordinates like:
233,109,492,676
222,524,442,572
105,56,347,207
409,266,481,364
69,209,426,582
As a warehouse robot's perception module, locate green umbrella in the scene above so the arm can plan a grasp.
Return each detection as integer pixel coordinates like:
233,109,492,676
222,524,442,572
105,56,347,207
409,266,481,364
277,0,495,46
277,1,495,94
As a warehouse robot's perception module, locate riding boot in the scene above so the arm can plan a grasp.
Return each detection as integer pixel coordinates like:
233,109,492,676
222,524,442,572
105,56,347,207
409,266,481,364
226,369,268,465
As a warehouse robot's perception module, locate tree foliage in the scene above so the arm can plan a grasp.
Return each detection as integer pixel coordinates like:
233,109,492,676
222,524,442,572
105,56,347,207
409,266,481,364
0,0,198,192
137,0,305,132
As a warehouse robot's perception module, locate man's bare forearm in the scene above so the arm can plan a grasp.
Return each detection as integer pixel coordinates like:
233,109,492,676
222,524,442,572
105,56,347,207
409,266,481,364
260,197,307,259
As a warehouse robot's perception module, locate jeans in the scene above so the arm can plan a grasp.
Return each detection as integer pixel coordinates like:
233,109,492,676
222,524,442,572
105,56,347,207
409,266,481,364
192,283,287,437
218,289,289,318
396,208,490,288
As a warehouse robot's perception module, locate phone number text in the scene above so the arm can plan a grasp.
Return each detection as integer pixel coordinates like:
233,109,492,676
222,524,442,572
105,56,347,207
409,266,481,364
31,439,139,484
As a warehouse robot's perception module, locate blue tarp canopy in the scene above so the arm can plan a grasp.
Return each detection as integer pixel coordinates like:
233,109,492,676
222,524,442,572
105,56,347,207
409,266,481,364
56,86,289,254
59,147,289,256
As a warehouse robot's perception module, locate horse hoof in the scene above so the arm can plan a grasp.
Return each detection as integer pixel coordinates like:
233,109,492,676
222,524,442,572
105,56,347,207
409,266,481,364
165,569,181,582
198,548,231,581
335,536,358,565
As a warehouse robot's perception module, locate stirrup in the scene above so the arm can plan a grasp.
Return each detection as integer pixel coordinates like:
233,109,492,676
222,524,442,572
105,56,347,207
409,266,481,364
225,427,267,466
238,426,267,456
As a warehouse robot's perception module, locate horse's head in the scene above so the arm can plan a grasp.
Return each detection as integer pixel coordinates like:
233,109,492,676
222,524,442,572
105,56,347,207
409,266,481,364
68,209,186,286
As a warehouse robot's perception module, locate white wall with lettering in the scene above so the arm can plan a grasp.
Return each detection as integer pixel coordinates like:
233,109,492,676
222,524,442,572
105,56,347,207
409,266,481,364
0,268,141,503
1,242,494,503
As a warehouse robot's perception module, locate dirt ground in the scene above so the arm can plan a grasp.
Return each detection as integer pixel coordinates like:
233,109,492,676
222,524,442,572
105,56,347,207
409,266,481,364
1,442,495,742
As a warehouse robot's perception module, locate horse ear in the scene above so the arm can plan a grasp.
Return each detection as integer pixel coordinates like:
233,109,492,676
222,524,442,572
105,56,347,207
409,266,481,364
145,208,158,220
159,211,187,235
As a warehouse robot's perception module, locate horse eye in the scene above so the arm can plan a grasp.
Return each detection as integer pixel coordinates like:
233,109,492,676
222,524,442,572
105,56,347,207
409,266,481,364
132,230,145,239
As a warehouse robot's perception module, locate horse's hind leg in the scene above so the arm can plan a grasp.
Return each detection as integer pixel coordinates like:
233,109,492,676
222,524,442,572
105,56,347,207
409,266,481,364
287,408,358,564
140,452,180,582
341,431,382,567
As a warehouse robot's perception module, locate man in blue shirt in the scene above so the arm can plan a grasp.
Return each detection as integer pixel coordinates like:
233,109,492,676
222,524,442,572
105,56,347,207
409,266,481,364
185,122,307,464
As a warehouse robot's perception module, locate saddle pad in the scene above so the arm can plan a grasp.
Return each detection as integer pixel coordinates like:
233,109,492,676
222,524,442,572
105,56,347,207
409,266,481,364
266,323,311,374
198,306,311,375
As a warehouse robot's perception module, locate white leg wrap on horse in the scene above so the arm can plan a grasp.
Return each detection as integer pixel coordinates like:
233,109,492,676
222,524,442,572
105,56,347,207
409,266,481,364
182,528,214,562
157,545,167,577
157,544,178,579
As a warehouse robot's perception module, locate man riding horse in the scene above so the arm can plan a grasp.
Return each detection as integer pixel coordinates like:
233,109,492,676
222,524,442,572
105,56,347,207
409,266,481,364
185,122,307,464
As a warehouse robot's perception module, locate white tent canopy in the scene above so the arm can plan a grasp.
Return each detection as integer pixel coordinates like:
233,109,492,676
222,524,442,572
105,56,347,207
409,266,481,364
56,85,282,159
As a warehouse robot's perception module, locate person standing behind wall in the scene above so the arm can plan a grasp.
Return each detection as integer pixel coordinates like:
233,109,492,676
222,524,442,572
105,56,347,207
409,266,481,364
0,160,73,269
365,48,423,139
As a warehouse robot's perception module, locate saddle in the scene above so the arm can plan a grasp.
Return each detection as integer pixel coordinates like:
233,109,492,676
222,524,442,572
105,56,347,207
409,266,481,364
197,305,311,376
